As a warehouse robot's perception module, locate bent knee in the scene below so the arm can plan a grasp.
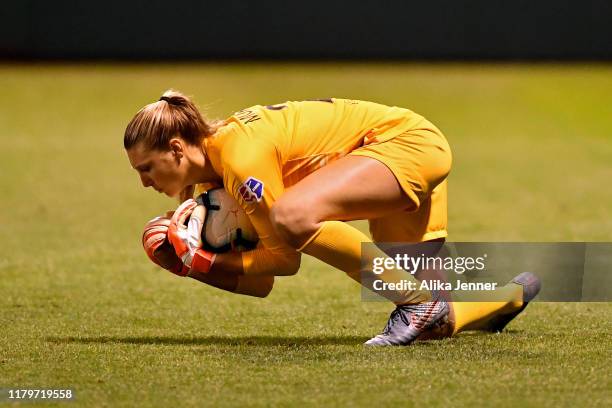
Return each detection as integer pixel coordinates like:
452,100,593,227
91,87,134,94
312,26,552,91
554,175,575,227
270,197,319,248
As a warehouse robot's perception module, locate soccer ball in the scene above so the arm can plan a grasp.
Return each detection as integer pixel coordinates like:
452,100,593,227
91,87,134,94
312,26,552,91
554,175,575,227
196,188,259,252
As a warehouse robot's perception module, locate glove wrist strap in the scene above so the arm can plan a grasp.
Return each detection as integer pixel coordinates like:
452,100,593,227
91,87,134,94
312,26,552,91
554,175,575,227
190,250,216,274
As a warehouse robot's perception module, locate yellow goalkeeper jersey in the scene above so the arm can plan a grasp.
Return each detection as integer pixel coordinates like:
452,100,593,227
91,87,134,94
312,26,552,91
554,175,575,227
198,98,429,274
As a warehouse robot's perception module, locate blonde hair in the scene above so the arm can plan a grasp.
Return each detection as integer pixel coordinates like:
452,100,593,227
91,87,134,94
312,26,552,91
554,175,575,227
124,89,218,150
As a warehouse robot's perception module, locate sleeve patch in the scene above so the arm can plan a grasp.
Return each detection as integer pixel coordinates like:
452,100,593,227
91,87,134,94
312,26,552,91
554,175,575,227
238,177,264,202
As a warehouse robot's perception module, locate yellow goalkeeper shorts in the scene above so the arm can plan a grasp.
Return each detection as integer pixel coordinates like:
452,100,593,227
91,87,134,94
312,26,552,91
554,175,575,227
349,119,451,243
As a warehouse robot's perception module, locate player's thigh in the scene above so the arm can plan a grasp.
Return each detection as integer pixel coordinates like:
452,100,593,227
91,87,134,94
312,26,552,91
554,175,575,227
280,154,410,222
280,127,452,223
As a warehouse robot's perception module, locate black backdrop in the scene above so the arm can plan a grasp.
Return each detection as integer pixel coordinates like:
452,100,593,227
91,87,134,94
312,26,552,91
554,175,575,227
2,0,611,60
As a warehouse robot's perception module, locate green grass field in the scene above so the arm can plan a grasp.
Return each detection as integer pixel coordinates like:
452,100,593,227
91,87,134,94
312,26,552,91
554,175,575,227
1,63,611,407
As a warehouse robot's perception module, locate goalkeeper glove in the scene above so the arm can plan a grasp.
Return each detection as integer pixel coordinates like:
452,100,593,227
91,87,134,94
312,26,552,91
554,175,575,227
167,199,216,274
142,214,188,276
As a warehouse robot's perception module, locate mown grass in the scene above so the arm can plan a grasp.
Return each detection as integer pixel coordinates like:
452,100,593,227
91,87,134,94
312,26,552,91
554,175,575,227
0,62,611,407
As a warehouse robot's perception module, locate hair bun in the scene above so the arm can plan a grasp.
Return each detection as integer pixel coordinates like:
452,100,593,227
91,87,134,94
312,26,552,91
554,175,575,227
159,92,190,106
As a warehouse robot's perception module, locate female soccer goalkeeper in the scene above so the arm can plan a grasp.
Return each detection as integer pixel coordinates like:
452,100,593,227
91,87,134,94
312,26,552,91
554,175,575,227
126,91,539,346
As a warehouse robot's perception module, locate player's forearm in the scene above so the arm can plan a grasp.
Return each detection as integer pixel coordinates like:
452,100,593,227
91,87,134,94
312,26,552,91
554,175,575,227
209,251,246,275
241,248,301,276
188,268,239,292
208,249,301,276
188,268,273,298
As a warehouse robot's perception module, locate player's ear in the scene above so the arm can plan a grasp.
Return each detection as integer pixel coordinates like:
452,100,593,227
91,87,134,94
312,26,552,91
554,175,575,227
169,137,184,160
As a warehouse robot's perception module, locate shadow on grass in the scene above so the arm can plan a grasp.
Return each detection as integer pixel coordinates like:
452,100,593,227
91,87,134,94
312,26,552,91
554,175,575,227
45,335,369,346
456,329,524,337
46,331,519,347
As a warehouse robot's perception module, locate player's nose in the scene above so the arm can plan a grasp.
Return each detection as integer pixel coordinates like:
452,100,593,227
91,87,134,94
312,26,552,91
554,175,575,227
139,173,153,188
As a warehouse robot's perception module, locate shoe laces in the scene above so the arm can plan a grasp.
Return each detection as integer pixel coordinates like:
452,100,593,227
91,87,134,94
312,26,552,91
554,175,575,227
382,307,412,335
381,292,442,336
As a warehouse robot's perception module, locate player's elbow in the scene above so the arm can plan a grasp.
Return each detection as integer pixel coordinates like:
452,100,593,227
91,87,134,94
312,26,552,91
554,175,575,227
257,283,274,298
274,251,301,276
235,275,275,298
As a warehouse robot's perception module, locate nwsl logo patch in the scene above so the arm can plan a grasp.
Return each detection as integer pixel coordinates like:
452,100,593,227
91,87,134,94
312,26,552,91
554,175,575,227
239,177,264,203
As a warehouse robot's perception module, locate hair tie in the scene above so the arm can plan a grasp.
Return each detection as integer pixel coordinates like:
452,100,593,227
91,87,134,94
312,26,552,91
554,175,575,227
159,96,172,104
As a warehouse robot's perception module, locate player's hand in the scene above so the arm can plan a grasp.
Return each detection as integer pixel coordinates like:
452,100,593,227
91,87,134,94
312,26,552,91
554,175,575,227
142,214,186,276
167,199,216,274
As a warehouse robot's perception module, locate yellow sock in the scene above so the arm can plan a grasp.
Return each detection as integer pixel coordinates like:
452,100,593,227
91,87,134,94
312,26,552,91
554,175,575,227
299,221,430,304
450,283,523,334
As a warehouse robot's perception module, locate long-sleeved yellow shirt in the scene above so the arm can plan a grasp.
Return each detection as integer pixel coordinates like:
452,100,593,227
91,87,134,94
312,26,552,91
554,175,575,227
199,98,427,275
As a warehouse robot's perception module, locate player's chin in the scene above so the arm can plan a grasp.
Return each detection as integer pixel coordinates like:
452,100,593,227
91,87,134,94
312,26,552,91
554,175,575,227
163,185,182,198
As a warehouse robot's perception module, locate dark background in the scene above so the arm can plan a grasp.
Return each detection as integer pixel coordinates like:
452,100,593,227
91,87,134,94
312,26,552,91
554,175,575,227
2,0,612,60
